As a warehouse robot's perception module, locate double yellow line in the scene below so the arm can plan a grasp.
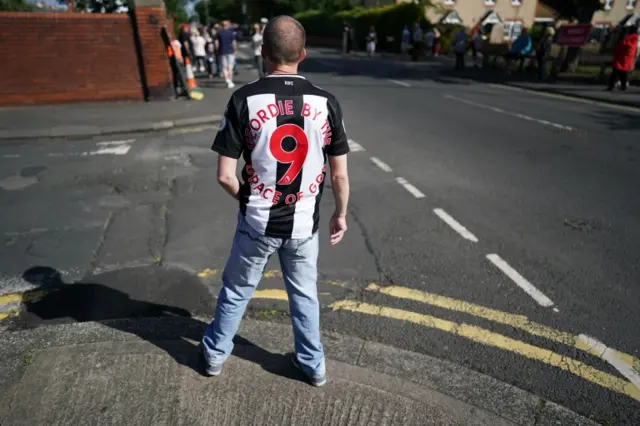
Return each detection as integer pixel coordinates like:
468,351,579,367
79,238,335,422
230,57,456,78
0,289,48,320
251,283,640,402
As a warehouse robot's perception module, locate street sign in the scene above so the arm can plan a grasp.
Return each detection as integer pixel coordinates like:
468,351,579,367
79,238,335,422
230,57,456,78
555,24,592,47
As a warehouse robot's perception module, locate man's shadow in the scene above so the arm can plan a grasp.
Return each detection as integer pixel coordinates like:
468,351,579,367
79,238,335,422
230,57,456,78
20,266,302,382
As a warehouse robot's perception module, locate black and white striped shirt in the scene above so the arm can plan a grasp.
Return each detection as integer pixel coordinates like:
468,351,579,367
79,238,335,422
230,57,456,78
212,74,349,239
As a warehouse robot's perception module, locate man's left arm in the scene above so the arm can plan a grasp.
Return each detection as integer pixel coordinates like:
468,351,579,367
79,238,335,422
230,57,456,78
212,97,244,200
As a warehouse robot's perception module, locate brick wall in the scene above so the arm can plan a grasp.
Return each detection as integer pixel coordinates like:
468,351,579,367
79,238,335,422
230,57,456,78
0,11,172,105
134,7,173,99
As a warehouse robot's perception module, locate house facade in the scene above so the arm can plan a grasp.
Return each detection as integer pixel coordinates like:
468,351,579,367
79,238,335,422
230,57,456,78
364,0,639,43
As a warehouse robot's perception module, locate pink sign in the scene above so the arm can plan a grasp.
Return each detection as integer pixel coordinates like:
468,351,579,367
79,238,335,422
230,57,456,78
556,24,592,47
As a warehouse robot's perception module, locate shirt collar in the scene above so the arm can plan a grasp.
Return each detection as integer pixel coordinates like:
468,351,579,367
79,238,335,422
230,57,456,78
266,74,306,79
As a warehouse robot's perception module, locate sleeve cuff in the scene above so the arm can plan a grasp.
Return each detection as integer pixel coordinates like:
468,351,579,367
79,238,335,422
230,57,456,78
211,143,242,159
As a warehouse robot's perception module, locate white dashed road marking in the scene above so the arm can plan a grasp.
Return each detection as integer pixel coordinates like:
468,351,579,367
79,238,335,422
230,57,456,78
389,79,411,87
96,139,135,146
47,139,134,157
370,156,392,172
486,254,555,308
396,177,425,199
89,145,131,156
433,208,478,243
444,94,574,131
348,139,365,152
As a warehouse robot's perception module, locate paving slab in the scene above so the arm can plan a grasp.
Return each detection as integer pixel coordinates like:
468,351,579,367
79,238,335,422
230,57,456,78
0,318,599,426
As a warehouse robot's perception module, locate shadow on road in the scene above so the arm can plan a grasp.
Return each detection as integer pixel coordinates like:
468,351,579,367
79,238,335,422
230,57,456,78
19,265,304,384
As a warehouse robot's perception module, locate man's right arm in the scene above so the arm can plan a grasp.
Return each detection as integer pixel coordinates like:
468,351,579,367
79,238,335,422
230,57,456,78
212,96,244,200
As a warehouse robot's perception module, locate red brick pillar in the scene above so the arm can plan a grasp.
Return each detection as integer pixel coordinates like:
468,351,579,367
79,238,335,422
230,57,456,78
132,0,173,100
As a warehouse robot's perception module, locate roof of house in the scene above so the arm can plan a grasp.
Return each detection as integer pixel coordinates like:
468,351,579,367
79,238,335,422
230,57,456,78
536,2,559,21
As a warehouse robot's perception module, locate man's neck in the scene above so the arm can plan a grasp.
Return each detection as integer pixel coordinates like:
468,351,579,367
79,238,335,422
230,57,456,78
269,65,298,75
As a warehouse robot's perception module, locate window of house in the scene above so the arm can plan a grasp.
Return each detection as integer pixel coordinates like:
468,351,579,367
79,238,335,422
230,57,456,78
444,0,455,5
503,21,522,40
626,0,636,9
511,0,521,5
485,0,496,6
604,0,614,10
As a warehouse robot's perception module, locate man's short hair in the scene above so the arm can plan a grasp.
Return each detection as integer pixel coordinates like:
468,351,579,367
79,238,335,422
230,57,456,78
262,16,306,64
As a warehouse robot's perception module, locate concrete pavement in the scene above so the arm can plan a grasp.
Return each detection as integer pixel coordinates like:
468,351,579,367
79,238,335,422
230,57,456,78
1,44,639,424
0,317,596,425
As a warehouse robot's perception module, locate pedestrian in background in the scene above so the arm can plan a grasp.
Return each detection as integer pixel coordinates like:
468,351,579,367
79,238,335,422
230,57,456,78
179,24,193,65
471,28,483,68
204,27,216,79
401,25,411,54
192,29,207,73
433,28,441,57
411,23,424,61
608,25,638,91
252,23,265,77
366,26,377,58
215,19,237,88
425,28,435,57
536,26,554,81
506,28,532,72
201,15,350,388
454,26,469,71
213,23,222,77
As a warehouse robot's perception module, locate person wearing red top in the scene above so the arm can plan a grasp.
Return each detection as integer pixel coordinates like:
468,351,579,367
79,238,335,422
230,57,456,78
608,26,639,91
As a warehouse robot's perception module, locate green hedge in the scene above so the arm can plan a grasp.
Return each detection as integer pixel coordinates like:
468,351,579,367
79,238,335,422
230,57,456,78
296,3,430,52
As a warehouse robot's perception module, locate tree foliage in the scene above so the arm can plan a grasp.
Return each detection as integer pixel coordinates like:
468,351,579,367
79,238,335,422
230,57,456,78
0,0,35,11
195,0,356,26
540,1,604,72
541,0,602,22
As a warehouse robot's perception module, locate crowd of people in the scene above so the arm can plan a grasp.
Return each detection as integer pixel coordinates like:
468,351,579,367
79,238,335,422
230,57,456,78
172,19,268,90
400,22,638,88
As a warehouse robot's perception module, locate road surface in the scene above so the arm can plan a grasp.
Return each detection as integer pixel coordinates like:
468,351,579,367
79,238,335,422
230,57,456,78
1,48,639,424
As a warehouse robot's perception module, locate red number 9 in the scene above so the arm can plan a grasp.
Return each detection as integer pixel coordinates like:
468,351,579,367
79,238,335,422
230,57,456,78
269,124,309,185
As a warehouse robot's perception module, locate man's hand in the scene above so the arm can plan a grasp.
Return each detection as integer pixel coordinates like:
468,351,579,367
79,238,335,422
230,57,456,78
329,213,347,245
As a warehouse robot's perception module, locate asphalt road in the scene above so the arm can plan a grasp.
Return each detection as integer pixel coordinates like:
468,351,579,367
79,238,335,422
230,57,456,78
1,48,639,424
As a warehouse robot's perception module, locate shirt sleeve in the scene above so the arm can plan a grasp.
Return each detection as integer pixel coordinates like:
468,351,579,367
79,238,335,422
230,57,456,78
326,97,350,157
212,96,244,159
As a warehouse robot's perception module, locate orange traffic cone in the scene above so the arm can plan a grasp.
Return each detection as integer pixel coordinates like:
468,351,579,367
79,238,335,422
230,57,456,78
185,57,198,90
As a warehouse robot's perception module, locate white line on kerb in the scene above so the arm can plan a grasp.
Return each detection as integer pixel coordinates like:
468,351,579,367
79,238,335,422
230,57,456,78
370,156,392,172
348,139,365,152
486,254,555,308
578,334,640,390
389,79,411,87
96,139,135,146
396,177,425,199
1,154,20,159
433,208,478,243
444,94,574,131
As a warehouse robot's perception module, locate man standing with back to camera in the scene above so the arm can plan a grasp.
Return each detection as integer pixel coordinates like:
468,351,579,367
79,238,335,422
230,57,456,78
201,16,350,387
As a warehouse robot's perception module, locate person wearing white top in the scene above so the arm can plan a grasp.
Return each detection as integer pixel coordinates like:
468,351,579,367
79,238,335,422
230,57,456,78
252,23,265,77
192,30,207,73
366,26,377,57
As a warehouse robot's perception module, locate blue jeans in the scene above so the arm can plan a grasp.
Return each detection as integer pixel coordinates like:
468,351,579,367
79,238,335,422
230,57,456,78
202,214,325,378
